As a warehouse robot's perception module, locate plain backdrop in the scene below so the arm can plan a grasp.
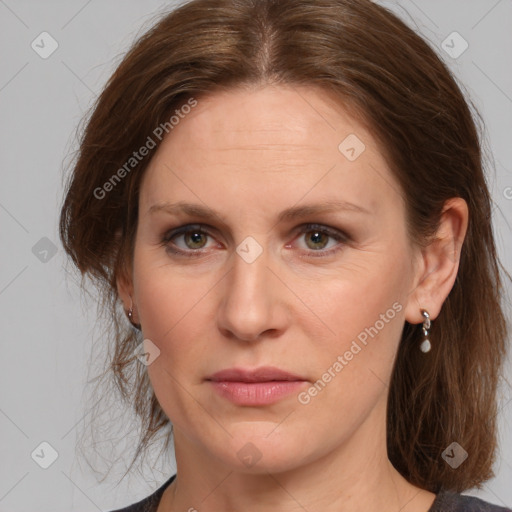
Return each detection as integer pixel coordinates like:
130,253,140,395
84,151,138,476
1,1,511,511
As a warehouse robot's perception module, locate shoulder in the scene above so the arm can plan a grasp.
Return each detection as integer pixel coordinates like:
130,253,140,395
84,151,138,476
107,474,176,512
431,490,512,512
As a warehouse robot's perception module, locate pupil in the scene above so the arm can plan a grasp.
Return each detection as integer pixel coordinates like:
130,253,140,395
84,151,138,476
188,232,204,247
308,231,327,249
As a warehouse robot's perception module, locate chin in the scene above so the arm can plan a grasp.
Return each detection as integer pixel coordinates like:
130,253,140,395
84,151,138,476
210,427,315,475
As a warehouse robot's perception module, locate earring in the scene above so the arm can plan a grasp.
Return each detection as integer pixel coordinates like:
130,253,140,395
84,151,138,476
420,309,431,353
126,297,141,330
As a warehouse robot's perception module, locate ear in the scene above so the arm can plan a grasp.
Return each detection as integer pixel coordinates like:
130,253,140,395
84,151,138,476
116,267,134,313
404,197,469,325
114,228,135,314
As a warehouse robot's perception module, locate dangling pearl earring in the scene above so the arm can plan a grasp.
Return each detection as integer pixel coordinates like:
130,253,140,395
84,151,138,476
420,309,431,353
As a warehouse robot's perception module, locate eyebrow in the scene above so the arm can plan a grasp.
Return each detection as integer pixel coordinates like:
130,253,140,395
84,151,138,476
148,199,372,223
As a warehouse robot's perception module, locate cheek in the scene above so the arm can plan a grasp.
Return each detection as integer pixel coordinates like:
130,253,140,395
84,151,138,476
304,255,405,343
132,250,216,379
136,282,208,376
293,281,404,432
134,265,214,426
301,255,407,388
133,244,200,337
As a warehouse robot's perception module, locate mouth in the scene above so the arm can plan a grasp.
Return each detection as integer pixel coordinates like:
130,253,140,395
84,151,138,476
207,366,306,383
206,366,308,406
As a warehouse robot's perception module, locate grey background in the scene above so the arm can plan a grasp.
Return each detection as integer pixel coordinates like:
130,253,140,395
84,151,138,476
1,1,511,511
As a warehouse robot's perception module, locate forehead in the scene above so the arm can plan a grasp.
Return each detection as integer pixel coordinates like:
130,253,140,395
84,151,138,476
169,85,365,153
139,85,402,219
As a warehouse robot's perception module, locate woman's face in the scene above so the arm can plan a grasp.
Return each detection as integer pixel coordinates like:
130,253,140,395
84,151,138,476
130,85,422,473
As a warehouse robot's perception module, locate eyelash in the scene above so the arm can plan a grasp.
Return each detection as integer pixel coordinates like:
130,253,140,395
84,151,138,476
160,223,349,259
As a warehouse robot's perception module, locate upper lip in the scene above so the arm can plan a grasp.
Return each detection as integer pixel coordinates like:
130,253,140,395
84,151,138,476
206,367,306,383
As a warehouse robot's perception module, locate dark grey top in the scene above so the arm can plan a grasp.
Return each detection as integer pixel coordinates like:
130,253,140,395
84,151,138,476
109,474,512,512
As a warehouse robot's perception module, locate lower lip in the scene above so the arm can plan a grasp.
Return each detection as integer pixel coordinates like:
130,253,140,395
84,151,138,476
208,380,306,406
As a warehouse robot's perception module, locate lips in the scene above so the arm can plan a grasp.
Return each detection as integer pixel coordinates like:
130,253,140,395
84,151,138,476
206,366,306,383
206,367,308,406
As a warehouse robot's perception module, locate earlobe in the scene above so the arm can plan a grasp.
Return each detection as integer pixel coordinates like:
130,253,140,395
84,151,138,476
116,271,142,330
116,267,134,312
404,197,469,325
114,229,133,309
114,234,141,328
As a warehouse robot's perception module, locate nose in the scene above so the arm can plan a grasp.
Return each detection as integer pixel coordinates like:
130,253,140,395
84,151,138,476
216,241,287,342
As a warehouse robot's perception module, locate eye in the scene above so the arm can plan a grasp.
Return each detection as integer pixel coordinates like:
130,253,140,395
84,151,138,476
161,224,218,256
291,223,349,257
161,223,349,258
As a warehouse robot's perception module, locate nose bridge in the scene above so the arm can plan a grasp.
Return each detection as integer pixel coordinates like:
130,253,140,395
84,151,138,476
217,234,279,340
230,235,270,309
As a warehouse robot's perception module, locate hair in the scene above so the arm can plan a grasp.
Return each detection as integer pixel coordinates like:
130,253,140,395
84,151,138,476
59,0,510,493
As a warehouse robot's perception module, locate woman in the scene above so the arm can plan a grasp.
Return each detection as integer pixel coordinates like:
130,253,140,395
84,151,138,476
59,0,512,510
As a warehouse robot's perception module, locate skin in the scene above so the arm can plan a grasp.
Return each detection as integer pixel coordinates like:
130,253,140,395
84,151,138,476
117,84,468,512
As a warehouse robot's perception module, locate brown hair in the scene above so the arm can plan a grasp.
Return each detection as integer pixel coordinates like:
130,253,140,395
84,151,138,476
59,0,510,493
